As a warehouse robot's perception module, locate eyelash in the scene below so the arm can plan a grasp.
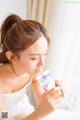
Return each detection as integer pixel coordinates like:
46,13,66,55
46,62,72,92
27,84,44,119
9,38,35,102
30,53,48,61
30,58,38,60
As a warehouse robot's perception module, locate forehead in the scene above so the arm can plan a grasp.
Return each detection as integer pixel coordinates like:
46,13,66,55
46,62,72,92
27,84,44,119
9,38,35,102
25,36,48,53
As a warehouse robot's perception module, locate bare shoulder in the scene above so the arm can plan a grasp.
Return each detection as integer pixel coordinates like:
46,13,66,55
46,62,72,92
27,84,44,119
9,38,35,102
0,64,9,84
0,65,4,77
0,64,12,93
0,64,6,78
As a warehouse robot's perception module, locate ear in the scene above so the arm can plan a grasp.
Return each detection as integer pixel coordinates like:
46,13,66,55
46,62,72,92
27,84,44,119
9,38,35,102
6,51,18,64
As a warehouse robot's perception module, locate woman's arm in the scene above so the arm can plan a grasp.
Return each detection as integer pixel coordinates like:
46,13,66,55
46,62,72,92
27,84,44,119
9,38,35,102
0,88,62,120
31,77,44,104
23,88,63,120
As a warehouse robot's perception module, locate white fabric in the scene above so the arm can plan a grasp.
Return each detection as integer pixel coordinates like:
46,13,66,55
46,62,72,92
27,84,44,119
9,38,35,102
0,82,34,117
44,109,80,120
0,81,80,120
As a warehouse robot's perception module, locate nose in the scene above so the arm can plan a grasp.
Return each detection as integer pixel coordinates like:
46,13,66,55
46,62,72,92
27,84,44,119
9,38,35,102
37,56,45,67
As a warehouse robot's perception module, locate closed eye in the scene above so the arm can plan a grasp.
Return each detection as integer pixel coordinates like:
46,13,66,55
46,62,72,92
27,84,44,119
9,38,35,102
30,57,39,60
30,52,48,60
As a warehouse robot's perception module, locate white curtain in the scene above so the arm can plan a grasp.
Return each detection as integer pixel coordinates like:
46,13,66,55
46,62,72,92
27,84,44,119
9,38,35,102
44,3,80,113
26,1,80,113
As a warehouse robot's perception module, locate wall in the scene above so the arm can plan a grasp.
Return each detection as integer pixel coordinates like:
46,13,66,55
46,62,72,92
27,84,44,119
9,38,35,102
0,0,27,27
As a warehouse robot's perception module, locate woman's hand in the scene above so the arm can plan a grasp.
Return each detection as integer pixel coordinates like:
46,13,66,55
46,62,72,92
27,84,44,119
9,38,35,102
54,80,67,97
36,88,63,119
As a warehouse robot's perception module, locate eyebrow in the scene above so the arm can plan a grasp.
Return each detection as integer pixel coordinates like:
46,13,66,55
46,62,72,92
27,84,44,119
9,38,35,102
29,54,41,56
28,50,48,56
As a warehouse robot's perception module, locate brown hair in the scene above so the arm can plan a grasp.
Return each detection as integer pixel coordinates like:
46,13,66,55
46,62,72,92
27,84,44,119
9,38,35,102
0,14,50,64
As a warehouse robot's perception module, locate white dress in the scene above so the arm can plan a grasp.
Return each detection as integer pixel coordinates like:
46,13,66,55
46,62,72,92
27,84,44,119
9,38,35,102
0,82,35,117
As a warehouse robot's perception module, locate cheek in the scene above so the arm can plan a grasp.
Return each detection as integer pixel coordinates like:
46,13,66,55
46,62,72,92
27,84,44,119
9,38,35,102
25,62,38,74
20,59,38,71
27,61,38,69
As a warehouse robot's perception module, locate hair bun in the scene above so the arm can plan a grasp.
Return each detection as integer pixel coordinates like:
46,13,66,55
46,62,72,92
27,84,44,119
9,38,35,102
1,14,21,44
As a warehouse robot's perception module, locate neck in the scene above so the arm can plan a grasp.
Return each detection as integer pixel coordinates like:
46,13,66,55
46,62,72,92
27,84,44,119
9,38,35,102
10,63,30,80
10,63,19,77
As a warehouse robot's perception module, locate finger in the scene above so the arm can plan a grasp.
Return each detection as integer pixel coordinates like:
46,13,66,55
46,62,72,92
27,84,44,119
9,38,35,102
46,88,56,96
60,89,64,97
54,99,62,109
55,87,63,96
54,96,63,104
55,81,65,97
55,80,62,86
50,87,62,96
56,86,64,97
52,91,62,99
51,96,63,109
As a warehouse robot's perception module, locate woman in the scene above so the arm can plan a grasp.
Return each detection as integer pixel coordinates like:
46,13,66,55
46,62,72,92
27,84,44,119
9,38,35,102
0,14,63,120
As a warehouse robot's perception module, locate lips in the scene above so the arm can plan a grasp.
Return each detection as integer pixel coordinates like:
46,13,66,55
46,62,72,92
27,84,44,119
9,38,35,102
35,70,40,73
34,68,42,75
34,69,41,75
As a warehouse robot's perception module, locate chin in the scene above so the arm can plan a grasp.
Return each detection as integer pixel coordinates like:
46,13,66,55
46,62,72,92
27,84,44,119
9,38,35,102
25,70,34,75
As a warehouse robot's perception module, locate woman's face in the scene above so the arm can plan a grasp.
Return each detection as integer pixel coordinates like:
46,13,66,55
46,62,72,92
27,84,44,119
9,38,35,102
16,36,48,75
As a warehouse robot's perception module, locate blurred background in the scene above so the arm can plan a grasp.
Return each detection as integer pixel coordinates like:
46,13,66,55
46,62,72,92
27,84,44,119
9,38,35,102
0,0,80,114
